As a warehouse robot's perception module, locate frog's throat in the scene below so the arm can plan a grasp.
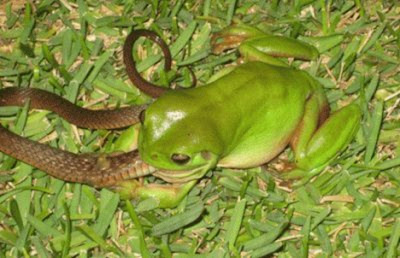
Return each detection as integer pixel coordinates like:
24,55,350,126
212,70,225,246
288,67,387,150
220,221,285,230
153,163,214,183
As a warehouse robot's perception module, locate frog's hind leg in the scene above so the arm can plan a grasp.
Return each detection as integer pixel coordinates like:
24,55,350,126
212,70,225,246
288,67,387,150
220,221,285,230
290,94,361,171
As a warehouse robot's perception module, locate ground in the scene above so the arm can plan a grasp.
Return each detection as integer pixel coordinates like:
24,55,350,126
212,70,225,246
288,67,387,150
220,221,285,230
0,1,399,257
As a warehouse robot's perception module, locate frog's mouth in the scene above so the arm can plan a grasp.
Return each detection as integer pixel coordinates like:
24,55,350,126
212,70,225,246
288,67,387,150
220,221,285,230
152,162,215,183
139,149,219,183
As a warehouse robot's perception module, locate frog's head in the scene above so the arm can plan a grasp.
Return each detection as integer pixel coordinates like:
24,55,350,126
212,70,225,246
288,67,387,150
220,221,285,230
138,93,223,182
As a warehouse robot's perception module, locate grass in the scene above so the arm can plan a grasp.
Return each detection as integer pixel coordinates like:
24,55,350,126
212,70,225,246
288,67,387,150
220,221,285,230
0,0,399,257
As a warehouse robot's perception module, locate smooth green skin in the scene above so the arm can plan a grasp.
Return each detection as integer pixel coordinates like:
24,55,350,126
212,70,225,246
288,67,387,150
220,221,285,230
123,25,361,208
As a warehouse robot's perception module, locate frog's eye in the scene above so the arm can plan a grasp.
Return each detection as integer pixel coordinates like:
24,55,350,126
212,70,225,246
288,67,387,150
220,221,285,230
139,110,146,124
171,153,190,165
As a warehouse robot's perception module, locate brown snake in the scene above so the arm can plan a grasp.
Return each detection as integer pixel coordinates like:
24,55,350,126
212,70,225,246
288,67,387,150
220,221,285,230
0,29,173,187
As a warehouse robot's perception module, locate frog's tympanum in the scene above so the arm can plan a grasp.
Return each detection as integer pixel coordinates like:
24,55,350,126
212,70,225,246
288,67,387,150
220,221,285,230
0,25,360,208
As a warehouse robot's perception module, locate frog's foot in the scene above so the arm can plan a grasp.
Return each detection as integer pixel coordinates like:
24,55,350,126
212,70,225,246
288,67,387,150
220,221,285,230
116,179,197,208
211,24,265,54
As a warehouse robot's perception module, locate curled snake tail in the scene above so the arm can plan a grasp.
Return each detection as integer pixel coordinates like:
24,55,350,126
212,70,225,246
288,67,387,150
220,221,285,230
0,125,156,187
0,87,147,129
123,29,172,98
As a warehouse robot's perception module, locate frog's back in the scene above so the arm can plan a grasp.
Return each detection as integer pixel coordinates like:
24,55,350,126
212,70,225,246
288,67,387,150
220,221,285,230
202,61,319,97
152,62,325,168
198,62,322,168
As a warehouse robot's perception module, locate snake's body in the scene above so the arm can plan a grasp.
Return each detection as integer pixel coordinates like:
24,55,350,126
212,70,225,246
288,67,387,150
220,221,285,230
0,125,155,187
0,30,172,187
0,88,147,129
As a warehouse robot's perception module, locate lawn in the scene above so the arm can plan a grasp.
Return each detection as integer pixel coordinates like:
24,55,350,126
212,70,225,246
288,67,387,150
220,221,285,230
0,0,399,257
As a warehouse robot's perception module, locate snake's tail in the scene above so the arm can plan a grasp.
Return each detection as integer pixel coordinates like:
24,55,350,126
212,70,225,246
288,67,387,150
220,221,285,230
0,87,146,129
123,29,172,98
0,125,156,187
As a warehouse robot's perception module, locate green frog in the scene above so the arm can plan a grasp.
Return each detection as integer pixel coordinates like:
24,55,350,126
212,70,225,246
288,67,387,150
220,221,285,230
121,25,361,207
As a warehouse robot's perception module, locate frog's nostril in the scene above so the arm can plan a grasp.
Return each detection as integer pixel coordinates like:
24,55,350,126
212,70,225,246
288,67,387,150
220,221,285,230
171,153,190,165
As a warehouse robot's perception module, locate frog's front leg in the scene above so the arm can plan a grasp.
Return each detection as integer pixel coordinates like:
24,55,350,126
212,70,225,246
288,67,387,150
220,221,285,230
212,24,319,67
116,180,197,208
290,94,361,172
